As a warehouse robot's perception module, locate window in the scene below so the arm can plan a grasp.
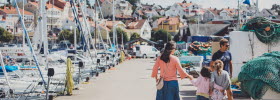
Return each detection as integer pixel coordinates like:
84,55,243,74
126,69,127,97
169,26,172,30
152,48,157,51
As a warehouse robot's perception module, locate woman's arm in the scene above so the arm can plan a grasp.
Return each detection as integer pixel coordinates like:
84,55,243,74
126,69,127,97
151,57,160,80
174,57,189,79
190,76,202,87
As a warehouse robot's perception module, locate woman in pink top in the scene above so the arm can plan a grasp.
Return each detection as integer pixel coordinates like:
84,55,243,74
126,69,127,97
151,41,190,100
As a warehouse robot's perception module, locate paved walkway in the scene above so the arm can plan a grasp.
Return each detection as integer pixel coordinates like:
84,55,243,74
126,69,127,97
57,59,197,100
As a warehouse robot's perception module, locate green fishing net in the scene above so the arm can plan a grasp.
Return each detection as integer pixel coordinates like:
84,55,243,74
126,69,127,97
238,51,280,99
241,17,280,44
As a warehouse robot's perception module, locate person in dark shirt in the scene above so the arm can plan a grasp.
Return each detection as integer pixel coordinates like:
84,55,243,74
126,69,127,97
210,39,233,78
210,39,234,100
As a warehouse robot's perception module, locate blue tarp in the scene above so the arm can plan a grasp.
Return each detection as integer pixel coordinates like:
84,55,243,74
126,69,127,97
0,66,19,72
191,36,211,42
20,66,37,69
108,44,117,52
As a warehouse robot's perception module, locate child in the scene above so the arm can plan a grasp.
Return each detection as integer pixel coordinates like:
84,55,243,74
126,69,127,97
211,60,232,100
189,67,224,100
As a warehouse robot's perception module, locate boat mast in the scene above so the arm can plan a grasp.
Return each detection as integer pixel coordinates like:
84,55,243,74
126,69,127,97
14,0,47,88
113,0,116,48
44,0,48,69
0,51,11,90
256,0,259,15
95,0,97,49
22,0,25,47
237,0,240,30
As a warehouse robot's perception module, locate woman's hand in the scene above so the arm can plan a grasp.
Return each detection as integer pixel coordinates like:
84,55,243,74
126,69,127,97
219,89,226,95
188,75,194,80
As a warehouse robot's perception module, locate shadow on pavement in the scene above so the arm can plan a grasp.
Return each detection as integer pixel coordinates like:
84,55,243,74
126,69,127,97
182,97,196,100
181,84,194,86
180,90,196,96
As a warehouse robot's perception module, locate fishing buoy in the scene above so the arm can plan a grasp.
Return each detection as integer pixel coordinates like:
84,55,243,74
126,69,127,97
265,26,270,31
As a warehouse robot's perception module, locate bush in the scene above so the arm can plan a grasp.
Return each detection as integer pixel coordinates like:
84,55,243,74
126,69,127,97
0,27,14,43
58,29,80,44
130,32,140,41
153,29,172,43
109,28,129,44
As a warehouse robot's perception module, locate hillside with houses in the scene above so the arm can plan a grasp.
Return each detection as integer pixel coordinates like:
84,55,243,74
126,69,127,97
0,0,279,44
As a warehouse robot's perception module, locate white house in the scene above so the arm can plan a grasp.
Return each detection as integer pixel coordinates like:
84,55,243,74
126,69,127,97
86,8,99,21
219,8,236,20
259,9,278,19
165,1,201,18
203,9,218,22
62,17,76,30
101,0,133,18
45,0,70,31
133,4,163,20
125,19,152,39
0,6,34,34
19,1,39,25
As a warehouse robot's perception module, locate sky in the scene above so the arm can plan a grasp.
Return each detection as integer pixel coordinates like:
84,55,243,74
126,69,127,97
140,0,280,10
0,0,278,10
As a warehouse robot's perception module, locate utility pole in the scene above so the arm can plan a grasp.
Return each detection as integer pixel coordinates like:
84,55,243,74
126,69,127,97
74,25,77,63
95,0,97,49
237,0,240,30
113,0,116,46
22,1,25,47
256,0,259,15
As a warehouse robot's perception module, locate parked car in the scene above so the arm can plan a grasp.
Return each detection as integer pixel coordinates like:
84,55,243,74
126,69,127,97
135,45,160,58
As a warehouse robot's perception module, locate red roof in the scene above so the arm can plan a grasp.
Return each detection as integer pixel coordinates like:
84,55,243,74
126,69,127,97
0,7,33,15
48,0,67,9
46,3,63,11
137,10,144,15
177,3,193,8
222,8,236,16
105,21,124,29
158,17,180,25
208,8,222,16
115,14,133,19
125,19,146,29
29,1,38,7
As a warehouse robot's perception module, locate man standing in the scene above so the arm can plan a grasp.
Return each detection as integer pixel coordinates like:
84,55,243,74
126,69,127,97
210,39,233,100
210,39,233,77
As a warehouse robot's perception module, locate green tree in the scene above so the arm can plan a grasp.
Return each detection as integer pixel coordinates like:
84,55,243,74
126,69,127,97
153,29,172,43
109,28,129,44
152,16,164,21
58,29,80,44
142,15,148,19
182,15,187,19
173,32,181,42
0,27,14,43
130,32,140,41
127,0,138,5
189,18,197,24
150,31,156,41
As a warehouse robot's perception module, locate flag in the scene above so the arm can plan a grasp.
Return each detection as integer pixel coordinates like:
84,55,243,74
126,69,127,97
243,0,251,6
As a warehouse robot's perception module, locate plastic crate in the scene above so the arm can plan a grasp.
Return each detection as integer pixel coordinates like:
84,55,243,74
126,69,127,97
179,56,203,72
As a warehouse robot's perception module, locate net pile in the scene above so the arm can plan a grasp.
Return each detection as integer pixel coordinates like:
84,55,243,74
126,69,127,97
241,17,280,44
238,51,280,99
